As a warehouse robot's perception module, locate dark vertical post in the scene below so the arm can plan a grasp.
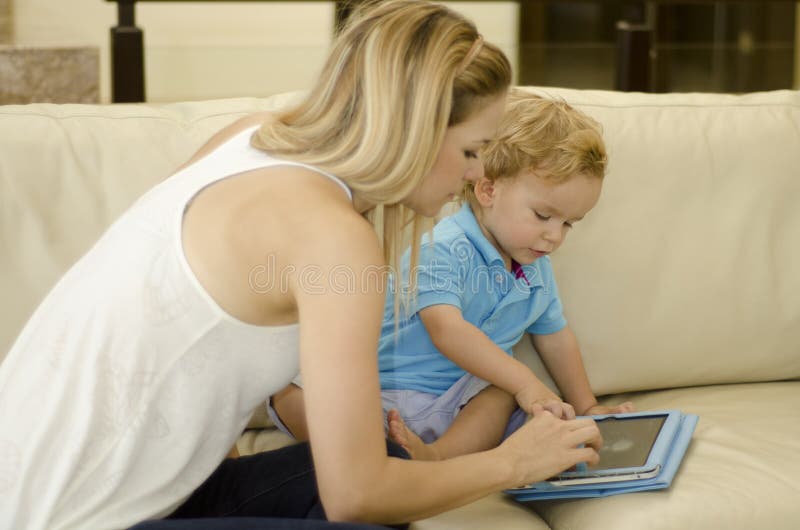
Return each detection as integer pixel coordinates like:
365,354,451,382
110,0,145,102
518,1,546,86
615,21,652,91
654,4,673,92
735,2,763,92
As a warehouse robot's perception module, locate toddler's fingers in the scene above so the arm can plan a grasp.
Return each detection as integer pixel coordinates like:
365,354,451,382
529,403,549,417
541,401,563,419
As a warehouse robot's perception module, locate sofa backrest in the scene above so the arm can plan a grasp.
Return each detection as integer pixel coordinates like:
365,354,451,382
0,94,301,359
520,88,800,394
1,88,798,395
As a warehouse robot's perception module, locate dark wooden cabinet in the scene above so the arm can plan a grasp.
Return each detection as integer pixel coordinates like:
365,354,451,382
106,1,797,102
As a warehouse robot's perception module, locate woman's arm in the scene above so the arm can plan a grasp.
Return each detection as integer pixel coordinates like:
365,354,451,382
286,197,599,523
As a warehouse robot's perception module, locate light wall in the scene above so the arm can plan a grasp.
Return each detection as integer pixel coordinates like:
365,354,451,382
13,1,518,103
13,0,115,99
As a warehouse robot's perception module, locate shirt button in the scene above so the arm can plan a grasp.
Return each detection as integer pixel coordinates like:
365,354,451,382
495,273,504,283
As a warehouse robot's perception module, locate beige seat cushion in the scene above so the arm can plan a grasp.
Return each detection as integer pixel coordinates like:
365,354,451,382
531,382,800,530
412,493,550,530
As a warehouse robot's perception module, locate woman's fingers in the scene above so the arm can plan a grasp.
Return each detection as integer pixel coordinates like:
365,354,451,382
567,417,603,452
528,407,602,455
505,409,603,486
575,445,601,467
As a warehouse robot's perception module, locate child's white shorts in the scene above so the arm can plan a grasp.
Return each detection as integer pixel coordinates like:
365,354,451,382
380,373,527,443
266,373,527,443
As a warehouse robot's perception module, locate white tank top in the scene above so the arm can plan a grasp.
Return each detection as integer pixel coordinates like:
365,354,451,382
0,126,351,530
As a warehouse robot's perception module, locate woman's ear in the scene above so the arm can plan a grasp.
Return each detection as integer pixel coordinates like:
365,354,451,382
473,177,496,207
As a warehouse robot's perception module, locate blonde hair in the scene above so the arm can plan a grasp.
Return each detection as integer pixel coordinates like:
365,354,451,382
465,89,607,208
252,0,511,280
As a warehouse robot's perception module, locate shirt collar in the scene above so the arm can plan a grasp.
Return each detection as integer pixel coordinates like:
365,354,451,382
452,203,507,267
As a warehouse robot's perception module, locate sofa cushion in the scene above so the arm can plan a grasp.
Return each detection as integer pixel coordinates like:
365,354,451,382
530,381,800,530
518,88,800,394
241,381,800,530
412,493,550,530
0,95,303,357
4,89,797,391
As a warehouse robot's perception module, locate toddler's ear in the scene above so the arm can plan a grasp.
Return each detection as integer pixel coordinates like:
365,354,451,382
473,177,496,206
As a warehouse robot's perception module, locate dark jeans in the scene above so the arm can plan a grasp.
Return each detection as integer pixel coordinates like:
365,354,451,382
130,440,410,530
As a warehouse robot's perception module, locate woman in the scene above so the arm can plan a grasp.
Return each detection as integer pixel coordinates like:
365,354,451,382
0,1,601,529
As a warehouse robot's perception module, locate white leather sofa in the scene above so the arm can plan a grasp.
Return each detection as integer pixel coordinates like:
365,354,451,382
1,87,799,530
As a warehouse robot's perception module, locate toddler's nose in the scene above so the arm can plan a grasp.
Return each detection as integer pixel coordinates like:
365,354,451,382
543,226,564,246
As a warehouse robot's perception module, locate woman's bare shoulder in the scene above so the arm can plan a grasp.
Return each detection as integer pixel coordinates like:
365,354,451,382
182,164,379,325
177,112,274,171
257,168,382,265
190,160,381,267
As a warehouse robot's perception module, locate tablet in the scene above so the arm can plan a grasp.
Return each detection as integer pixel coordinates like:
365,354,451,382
513,410,683,488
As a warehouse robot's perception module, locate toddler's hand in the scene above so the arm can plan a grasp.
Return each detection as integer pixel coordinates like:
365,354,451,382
515,389,575,420
583,401,635,416
534,399,576,420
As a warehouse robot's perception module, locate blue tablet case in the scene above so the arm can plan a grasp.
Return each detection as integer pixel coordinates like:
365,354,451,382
507,411,698,501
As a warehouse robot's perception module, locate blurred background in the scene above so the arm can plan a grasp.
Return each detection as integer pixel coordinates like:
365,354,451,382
1,0,798,104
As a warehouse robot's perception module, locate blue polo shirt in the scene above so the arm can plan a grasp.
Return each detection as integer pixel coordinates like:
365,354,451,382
378,203,567,395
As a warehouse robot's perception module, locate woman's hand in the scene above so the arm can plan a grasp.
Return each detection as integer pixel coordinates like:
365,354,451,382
497,405,602,488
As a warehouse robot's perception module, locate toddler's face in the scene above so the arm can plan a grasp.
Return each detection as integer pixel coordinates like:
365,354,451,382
477,170,602,267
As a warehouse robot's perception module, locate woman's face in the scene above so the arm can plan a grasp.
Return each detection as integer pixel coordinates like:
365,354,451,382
403,94,507,217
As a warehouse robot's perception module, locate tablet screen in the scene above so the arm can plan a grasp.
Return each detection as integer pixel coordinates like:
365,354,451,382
588,415,666,470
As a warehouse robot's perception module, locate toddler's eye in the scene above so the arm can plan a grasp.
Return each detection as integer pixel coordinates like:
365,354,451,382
464,150,478,159
534,211,550,221
564,221,574,228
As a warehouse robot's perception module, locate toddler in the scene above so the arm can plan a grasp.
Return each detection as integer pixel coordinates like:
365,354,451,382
377,90,633,460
